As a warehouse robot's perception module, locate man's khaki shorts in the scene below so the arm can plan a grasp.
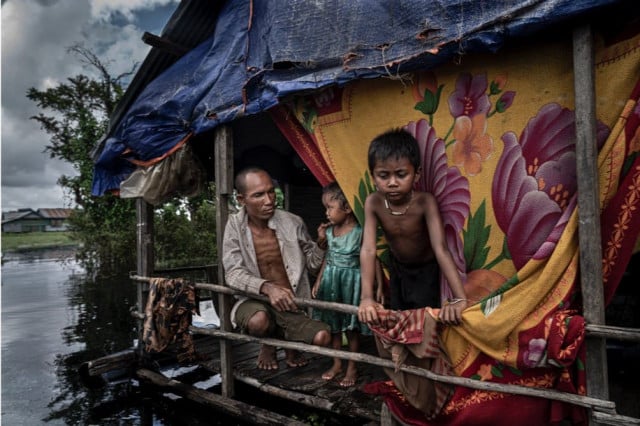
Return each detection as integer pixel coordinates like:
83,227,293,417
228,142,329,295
235,299,330,344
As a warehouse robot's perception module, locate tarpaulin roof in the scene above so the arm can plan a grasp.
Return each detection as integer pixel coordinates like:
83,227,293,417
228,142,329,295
92,0,625,195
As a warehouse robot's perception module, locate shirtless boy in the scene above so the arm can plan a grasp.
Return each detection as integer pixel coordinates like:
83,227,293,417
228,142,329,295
357,128,467,326
222,167,331,369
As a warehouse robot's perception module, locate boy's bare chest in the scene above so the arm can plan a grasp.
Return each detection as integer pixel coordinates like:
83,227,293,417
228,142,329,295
378,211,425,235
379,213,432,260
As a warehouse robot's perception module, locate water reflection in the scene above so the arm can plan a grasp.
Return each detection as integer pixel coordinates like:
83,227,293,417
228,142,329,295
2,249,141,424
46,264,139,424
2,249,253,425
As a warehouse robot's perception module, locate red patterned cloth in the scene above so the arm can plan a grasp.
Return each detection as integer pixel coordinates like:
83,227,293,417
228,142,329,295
367,308,454,417
273,29,640,425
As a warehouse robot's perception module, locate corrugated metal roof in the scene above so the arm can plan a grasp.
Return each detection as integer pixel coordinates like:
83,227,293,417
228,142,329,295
38,208,74,219
1,209,38,223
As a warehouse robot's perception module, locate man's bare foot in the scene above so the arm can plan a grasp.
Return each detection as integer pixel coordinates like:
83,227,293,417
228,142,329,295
284,349,308,368
339,364,357,387
257,345,278,370
321,364,342,381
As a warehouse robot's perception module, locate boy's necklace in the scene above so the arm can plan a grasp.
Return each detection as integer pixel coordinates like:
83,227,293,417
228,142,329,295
384,191,413,216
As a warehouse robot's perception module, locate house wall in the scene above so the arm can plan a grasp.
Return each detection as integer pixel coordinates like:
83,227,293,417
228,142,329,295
2,218,69,233
2,223,24,233
45,223,70,232
2,219,49,233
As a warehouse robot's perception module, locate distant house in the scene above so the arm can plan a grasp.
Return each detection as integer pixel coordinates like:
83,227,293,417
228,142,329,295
1,208,75,233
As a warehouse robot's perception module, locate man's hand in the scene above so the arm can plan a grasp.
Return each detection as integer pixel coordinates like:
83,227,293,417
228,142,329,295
438,298,467,325
358,297,383,325
261,281,297,312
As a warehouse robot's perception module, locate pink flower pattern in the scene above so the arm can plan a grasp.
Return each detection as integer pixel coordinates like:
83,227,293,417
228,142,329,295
448,73,491,118
492,103,610,269
404,119,470,298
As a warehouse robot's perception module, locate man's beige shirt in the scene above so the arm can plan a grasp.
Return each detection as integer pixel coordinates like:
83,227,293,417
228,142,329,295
222,207,325,326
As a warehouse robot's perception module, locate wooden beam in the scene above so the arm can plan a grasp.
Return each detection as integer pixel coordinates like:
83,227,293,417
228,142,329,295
135,368,307,426
141,32,190,57
592,411,640,426
214,125,235,398
131,277,640,344
82,349,137,377
586,324,640,342
194,328,618,413
136,199,154,357
234,375,334,411
573,24,610,424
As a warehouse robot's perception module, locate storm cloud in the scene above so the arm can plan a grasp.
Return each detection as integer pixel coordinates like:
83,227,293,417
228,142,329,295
1,0,177,210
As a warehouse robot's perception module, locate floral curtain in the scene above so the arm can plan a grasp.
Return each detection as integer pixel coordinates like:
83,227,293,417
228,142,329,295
271,30,640,424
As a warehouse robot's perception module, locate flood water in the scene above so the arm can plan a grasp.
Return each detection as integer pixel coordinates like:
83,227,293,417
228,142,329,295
6,248,636,424
1,249,242,425
1,249,141,424
1,249,343,425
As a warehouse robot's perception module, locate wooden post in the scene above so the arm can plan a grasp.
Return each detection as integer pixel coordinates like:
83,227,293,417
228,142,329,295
573,24,609,423
215,125,235,398
136,198,154,357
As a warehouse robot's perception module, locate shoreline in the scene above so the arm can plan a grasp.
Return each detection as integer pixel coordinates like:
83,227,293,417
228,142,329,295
2,243,79,254
1,245,79,263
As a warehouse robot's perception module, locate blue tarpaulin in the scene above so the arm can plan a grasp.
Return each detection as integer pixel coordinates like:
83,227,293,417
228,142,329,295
92,0,621,195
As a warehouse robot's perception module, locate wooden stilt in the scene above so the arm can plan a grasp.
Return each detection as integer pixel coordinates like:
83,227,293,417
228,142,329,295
214,124,235,398
573,24,609,426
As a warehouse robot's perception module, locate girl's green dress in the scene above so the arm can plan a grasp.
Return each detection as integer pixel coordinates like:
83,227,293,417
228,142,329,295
312,224,370,335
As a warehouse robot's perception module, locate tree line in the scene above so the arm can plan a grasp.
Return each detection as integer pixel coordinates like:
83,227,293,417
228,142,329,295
27,45,216,276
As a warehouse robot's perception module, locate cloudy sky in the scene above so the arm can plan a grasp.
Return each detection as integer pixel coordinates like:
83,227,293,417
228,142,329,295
1,0,179,212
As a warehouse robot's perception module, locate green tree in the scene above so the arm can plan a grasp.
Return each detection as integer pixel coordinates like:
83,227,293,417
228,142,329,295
27,45,137,274
27,45,217,275
154,183,217,269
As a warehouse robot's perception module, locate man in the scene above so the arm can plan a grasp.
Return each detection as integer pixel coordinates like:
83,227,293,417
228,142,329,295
222,167,331,370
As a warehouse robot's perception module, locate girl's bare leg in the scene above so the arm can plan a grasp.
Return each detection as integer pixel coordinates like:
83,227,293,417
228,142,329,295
340,331,359,387
322,333,343,380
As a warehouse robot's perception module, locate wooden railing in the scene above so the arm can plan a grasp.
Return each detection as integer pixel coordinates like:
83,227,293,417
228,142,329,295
130,274,640,426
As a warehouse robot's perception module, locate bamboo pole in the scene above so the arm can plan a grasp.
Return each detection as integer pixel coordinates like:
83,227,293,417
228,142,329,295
235,375,379,421
196,282,360,315
130,277,359,315
193,327,618,414
592,411,640,426
82,349,137,377
234,375,334,411
585,324,640,342
131,277,640,342
135,368,307,426
130,275,640,424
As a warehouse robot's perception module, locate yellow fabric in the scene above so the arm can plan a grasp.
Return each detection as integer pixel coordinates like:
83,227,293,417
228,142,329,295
291,32,640,374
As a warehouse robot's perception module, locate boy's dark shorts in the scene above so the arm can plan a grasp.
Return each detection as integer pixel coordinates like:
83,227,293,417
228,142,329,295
390,258,441,310
235,299,330,344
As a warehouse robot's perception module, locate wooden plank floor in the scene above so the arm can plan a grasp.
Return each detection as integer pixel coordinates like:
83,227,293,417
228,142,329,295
176,333,389,423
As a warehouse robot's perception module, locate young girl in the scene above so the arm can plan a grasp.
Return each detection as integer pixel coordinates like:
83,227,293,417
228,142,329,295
312,182,371,387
